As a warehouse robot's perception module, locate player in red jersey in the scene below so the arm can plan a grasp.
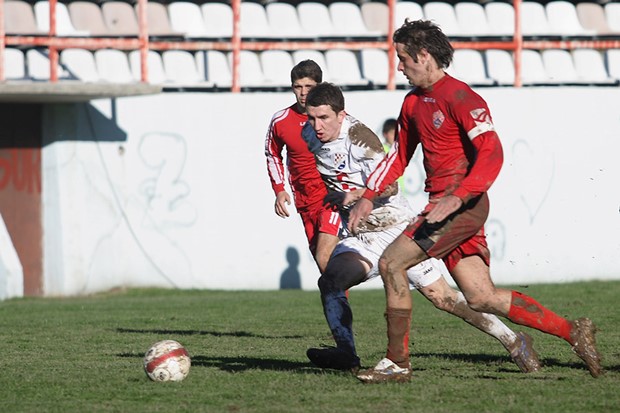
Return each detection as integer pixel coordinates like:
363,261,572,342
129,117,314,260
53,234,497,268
350,20,602,382
264,60,341,272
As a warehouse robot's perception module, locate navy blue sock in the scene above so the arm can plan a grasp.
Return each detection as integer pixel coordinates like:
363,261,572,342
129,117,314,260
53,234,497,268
321,291,356,356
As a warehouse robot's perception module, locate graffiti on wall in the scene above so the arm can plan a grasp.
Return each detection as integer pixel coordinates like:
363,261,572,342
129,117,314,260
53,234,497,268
0,149,41,194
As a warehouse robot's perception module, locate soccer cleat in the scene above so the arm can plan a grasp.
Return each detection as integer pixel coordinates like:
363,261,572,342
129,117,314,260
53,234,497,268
306,346,360,373
509,332,541,373
570,317,603,378
356,358,412,383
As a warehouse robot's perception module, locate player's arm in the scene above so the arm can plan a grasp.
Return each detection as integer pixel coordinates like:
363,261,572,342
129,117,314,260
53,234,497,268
264,118,291,218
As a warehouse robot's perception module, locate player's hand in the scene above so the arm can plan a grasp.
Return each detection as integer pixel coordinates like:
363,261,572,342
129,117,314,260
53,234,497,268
425,195,463,224
342,188,365,206
347,197,373,234
323,192,346,211
275,191,291,218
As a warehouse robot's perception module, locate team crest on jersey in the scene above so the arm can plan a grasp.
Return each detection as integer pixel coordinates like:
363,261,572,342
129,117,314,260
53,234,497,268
333,153,347,170
432,110,445,129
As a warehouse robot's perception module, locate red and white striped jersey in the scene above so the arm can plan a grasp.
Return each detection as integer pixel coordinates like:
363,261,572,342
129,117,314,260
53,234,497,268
264,104,327,212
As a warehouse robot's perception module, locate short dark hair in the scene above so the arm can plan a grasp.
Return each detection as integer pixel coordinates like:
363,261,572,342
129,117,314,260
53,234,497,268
306,82,345,114
382,118,397,134
290,59,323,84
393,19,453,69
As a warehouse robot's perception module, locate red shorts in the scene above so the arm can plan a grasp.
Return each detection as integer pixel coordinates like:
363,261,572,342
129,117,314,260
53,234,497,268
299,203,342,255
402,193,491,272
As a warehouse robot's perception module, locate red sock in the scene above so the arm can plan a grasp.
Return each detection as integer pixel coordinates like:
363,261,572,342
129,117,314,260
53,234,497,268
385,307,411,368
507,291,572,342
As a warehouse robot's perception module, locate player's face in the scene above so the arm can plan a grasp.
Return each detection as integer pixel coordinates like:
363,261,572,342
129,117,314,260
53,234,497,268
306,104,345,143
292,77,318,113
395,43,433,89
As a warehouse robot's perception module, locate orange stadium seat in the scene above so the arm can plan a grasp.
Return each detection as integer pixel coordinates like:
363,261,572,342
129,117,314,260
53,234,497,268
361,2,389,36
576,2,614,35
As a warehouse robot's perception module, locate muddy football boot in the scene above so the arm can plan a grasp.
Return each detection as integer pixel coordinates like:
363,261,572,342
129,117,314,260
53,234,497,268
356,358,411,383
570,318,602,378
509,332,541,373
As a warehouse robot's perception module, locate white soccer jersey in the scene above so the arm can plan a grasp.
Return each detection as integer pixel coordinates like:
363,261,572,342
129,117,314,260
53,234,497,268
314,115,413,232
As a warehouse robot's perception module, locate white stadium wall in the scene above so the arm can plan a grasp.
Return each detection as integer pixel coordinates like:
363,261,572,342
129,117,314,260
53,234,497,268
37,87,620,296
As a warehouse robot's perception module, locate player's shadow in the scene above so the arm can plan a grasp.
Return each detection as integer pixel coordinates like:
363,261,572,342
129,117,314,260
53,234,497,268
280,246,302,290
116,327,302,339
191,355,347,376
416,352,613,377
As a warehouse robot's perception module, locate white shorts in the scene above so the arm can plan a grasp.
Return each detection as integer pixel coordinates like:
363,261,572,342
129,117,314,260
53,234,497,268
331,222,445,290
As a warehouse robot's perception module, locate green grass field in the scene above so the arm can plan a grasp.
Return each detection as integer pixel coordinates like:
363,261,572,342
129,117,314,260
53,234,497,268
0,281,618,413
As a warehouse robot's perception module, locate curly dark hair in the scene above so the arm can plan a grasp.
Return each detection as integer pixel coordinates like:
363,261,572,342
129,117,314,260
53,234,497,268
393,19,454,69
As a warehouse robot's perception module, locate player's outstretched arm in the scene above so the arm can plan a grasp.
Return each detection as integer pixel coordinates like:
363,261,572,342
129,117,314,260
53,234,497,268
275,191,291,218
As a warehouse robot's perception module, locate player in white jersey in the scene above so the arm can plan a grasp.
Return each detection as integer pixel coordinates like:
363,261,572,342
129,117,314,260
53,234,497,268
302,83,540,374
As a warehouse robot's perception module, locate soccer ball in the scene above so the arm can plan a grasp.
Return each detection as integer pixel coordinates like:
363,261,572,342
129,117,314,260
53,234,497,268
143,340,191,382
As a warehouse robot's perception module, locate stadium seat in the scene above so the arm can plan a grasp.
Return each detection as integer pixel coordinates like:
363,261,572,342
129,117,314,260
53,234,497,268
520,49,550,85
136,2,181,37
361,2,389,36
325,49,368,86
265,3,308,39
394,1,424,28
605,3,620,32
260,50,295,88
485,2,514,37
454,2,491,37
195,50,231,87
26,49,69,81
101,1,139,36
201,3,233,39
360,48,389,86
162,50,209,87
129,50,166,84
423,2,461,37
297,2,337,38
291,49,330,81
167,2,208,38
576,2,614,35
541,49,579,84
606,49,620,80
3,48,26,80
484,49,515,86
4,0,46,35
521,2,554,37
68,1,110,36
329,2,379,38
95,49,134,83
228,50,266,87
34,1,89,36
546,1,595,37
60,48,100,82
240,2,274,39
572,48,617,84
450,49,495,86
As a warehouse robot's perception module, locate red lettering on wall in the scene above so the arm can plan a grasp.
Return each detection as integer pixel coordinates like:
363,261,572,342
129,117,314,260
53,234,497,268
0,149,41,194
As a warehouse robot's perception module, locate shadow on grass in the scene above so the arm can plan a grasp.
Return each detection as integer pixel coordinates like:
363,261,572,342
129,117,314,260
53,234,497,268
416,352,618,377
116,327,303,339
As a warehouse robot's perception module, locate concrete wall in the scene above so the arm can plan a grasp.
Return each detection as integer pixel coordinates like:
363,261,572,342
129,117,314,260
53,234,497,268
25,87,620,295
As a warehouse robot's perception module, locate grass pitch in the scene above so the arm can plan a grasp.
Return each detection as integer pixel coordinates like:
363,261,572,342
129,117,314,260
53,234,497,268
0,281,618,413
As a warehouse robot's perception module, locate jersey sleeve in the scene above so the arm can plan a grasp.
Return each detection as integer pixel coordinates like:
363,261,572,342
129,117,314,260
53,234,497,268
264,114,287,196
364,92,420,200
448,91,504,203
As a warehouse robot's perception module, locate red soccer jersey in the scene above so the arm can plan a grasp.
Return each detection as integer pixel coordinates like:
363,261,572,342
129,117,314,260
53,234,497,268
265,104,327,212
365,74,503,203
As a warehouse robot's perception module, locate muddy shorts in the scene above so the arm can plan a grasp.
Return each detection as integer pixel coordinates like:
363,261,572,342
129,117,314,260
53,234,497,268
403,193,491,272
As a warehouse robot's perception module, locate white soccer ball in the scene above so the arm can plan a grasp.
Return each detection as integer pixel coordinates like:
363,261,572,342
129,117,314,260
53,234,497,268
143,340,191,382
